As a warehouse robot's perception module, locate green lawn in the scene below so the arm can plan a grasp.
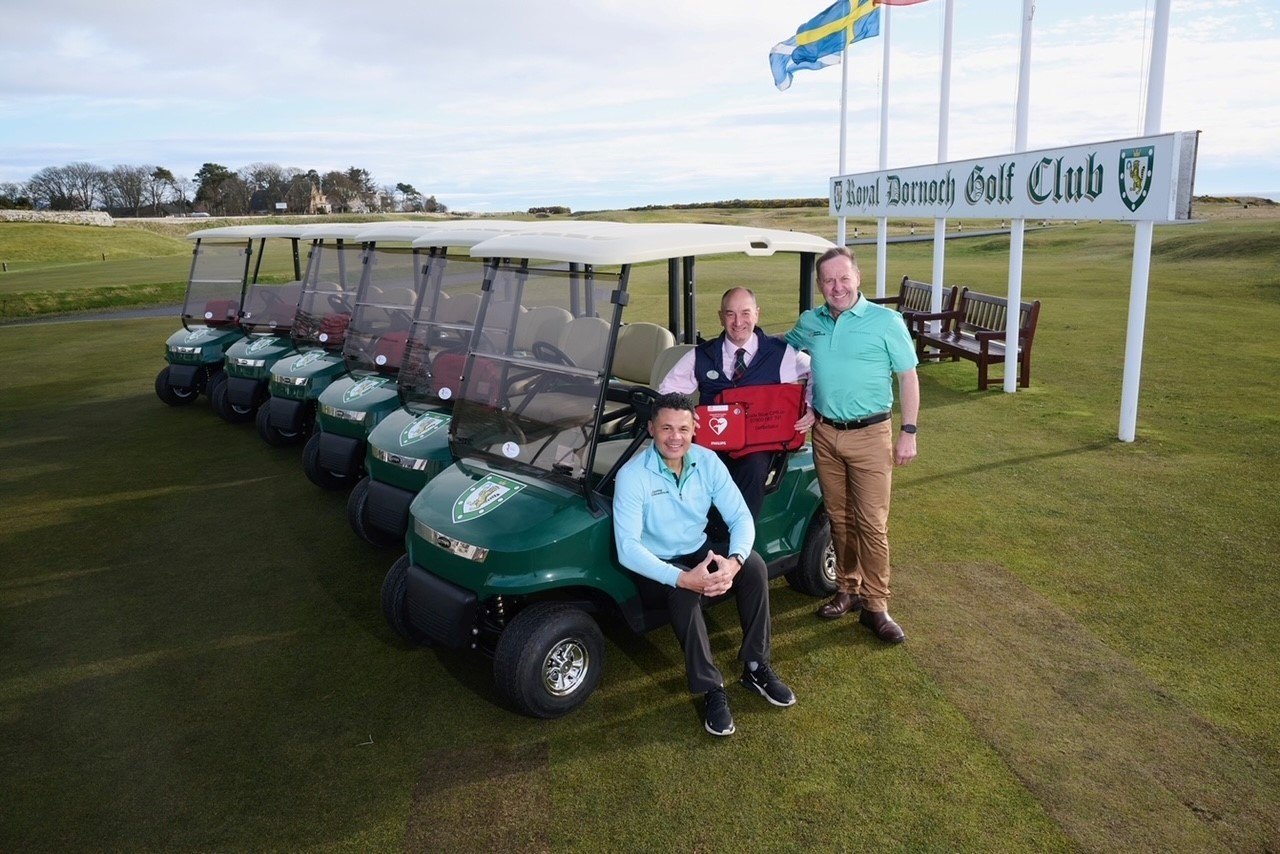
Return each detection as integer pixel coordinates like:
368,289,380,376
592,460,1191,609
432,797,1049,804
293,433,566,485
1,211,1277,851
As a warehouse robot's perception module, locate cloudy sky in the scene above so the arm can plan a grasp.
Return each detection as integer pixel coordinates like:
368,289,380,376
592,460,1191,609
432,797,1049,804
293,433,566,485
1,0,1276,212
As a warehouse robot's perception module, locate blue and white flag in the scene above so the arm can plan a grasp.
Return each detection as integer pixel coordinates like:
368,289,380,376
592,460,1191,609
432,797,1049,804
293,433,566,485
769,0,881,91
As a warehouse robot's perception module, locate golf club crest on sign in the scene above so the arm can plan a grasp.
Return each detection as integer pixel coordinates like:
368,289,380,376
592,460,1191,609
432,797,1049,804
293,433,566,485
1119,146,1154,212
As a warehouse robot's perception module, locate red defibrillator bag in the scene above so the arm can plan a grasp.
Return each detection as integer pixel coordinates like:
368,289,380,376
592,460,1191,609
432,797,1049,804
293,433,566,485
694,403,747,451
714,382,807,459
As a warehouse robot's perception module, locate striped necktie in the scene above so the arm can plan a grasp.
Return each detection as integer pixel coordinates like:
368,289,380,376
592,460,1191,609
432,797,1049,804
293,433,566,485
732,347,747,382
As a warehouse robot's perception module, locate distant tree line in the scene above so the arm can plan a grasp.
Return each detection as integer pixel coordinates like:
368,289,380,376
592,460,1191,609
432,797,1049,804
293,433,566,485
0,162,446,217
627,198,826,211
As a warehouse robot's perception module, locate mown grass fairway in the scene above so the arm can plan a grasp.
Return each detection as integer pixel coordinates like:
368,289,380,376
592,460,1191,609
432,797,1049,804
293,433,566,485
1,206,1278,851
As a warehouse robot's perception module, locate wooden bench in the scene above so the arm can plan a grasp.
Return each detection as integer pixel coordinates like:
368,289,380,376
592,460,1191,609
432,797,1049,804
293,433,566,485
870,276,958,342
912,288,1041,390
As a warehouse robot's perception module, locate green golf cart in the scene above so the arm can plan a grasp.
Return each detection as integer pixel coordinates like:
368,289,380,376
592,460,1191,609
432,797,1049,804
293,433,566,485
302,223,449,489
255,223,374,446
346,220,578,544
155,225,303,407
381,222,838,718
210,225,311,423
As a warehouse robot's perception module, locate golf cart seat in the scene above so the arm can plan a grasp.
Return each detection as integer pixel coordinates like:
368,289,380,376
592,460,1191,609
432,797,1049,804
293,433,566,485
558,315,610,366
613,322,676,385
514,306,574,353
438,292,480,324
372,331,409,371
649,343,695,388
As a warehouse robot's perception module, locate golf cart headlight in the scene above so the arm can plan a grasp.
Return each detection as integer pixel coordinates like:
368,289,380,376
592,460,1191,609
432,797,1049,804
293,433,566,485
272,373,309,387
169,345,202,355
373,446,438,472
234,357,266,368
320,403,366,423
415,520,488,563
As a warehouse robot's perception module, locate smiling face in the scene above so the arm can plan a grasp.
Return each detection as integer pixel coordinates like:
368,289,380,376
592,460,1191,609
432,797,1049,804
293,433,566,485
818,253,860,317
649,405,696,467
718,288,759,347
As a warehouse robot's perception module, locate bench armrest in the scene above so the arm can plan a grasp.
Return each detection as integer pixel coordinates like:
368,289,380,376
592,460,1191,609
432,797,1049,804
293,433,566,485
868,296,901,306
974,328,1028,342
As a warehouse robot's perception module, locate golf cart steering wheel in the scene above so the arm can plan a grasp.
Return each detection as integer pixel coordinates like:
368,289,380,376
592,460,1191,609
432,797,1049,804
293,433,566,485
326,293,349,313
532,341,575,367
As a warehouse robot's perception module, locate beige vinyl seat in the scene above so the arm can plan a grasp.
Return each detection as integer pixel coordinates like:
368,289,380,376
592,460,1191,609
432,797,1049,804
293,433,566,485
514,305,574,353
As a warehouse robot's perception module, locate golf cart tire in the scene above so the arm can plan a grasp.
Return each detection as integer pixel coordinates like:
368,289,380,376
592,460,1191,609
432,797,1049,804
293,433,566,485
303,432,352,490
785,511,839,598
256,400,305,447
155,366,197,407
348,477,401,548
210,373,255,423
382,554,428,644
494,603,604,719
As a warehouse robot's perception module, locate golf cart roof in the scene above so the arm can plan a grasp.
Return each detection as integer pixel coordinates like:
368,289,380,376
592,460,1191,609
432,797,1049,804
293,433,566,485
353,222,450,245
298,222,384,242
185,224,313,242
408,219,554,250
466,222,834,265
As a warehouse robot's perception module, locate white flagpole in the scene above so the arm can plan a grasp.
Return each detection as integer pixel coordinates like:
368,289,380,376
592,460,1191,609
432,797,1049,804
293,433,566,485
1119,0,1171,442
837,18,851,247
1004,0,1034,393
876,4,891,298
929,0,954,329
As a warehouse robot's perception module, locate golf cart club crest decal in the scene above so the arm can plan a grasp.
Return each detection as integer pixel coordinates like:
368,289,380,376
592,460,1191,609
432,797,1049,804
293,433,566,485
452,474,525,523
247,337,277,353
184,328,213,343
291,350,326,370
401,412,449,446
342,377,385,403
1119,146,1154,212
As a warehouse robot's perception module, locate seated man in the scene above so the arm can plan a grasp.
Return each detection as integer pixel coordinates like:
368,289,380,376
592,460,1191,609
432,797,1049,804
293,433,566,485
658,287,815,519
613,392,795,737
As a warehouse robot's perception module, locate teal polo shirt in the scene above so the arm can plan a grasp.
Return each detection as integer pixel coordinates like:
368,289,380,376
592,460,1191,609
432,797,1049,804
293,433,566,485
785,295,917,422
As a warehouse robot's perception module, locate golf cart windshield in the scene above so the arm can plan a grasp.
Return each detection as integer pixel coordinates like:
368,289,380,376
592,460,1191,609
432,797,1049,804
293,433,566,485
451,260,622,483
291,238,365,350
240,276,304,335
342,246,421,376
397,252,493,412
183,238,251,329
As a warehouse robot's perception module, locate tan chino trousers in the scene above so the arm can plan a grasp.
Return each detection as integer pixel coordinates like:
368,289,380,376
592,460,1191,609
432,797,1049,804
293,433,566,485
811,419,895,612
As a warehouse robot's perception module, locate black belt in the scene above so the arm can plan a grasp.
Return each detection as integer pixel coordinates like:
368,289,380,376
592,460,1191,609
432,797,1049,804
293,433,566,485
817,411,890,430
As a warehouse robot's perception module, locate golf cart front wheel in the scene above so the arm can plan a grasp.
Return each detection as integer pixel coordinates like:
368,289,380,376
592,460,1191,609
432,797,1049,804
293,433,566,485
303,432,352,490
210,374,256,423
155,367,197,407
494,603,604,719
348,477,401,548
256,401,306,446
785,511,838,597
382,554,429,644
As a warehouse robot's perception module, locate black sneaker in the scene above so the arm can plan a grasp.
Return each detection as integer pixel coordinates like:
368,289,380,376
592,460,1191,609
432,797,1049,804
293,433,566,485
703,686,735,736
740,663,796,707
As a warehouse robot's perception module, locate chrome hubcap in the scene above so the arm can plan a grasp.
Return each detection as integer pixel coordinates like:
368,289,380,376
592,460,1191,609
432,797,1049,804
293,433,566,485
823,543,837,584
542,637,589,696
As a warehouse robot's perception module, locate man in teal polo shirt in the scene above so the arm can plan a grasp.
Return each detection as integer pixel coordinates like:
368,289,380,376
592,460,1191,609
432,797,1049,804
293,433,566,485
785,246,919,643
614,392,795,736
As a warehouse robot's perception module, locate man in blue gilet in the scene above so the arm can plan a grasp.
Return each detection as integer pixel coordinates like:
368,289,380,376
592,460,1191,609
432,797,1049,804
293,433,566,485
658,287,814,518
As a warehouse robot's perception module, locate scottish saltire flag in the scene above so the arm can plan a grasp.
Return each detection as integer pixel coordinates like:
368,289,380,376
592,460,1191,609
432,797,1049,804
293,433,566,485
770,0,881,91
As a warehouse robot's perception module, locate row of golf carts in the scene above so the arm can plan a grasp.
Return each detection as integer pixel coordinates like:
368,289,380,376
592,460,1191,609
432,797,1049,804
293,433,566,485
156,219,839,717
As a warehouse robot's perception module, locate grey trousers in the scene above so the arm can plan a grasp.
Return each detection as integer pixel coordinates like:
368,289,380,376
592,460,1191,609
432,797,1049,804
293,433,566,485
664,543,772,694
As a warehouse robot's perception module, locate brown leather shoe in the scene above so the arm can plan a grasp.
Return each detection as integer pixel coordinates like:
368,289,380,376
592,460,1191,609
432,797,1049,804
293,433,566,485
859,609,906,643
817,592,864,619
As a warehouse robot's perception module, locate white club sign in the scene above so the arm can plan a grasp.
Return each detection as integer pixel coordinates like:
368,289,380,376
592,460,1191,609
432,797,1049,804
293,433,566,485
829,131,1199,223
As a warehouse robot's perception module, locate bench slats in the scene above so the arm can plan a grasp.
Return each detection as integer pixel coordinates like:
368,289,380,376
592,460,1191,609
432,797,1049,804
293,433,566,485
915,287,1041,390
